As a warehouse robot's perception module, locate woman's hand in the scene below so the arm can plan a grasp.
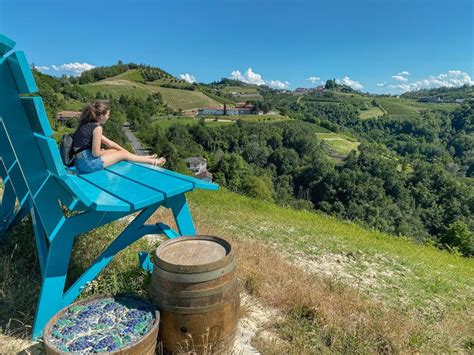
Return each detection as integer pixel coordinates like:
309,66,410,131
101,134,127,151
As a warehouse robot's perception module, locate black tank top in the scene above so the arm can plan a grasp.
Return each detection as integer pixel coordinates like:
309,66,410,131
73,123,99,151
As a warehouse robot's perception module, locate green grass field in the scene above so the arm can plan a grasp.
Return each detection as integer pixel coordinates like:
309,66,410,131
82,80,156,100
375,97,455,120
110,69,144,82
316,132,360,159
152,86,220,110
81,79,220,110
377,98,421,119
61,98,84,111
330,93,458,120
359,106,385,119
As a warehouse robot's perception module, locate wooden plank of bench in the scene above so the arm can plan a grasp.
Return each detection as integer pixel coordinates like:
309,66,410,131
78,170,165,210
33,133,66,177
132,162,218,190
61,175,131,212
106,162,194,198
6,51,38,94
21,97,53,137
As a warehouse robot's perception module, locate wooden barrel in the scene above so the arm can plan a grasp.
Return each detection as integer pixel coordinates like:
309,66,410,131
43,295,160,355
150,236,240,354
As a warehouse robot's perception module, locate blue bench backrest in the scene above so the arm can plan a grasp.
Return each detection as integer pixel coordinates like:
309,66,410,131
0,34,70,229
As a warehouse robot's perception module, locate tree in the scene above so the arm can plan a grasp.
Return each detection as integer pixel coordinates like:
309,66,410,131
325,79,337,89
241,175,274,202
442,221,473,256
212,154,250,191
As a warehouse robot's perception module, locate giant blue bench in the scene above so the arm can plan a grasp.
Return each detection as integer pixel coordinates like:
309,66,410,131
0,34,218,338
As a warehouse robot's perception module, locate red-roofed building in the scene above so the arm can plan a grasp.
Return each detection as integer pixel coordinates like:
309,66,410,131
56,111,81,122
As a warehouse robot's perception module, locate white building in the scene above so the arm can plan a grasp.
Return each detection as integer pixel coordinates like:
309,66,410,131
185,157,207,174
197,104,254,116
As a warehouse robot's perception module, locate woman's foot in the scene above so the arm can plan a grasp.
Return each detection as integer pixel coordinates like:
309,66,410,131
151,157,166,168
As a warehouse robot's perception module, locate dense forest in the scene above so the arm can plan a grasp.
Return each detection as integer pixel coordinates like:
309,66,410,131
33,69,473,256
272,92,474,177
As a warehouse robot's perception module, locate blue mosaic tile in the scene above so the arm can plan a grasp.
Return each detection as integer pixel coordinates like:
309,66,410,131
47,296,155,353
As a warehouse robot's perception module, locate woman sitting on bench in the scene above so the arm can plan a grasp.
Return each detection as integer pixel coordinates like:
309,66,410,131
72,100,166,174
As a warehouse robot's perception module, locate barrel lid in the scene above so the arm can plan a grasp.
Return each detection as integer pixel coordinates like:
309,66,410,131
154,236,233,273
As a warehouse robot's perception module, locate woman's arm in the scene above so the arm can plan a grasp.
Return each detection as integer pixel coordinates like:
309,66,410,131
101,134,127,151
91,126,108,157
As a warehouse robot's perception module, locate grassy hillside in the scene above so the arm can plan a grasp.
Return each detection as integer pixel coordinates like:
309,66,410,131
294,91,459,121
111,69,144,82
188,189,473,314
316,132,360,159
376,97,457,119
359,105,385,119
1,187,472,353
151,86,221,110
188,189,473,351
82,78,221,110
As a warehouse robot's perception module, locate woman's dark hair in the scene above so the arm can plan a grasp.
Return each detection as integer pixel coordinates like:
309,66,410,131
79,100,110,125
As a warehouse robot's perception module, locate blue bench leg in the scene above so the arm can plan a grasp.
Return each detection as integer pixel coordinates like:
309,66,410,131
32,231,74,339
168,194,196,236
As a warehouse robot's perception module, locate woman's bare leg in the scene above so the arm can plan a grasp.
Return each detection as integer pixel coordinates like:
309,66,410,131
103,149,156,159
100,150,165,168
100,148,119,156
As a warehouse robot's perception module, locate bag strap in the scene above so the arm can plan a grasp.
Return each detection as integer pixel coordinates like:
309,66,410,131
69,145,89,158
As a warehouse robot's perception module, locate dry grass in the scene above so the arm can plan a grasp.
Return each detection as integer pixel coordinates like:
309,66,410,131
232,235,472,353
148,207,473,353
233,238,424,353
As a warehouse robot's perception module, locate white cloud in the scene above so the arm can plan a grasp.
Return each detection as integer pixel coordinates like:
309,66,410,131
179,73,197,83
231,68,266,85
268,80,290,89
230,67,289,89
34,65,50,71
51,62,95,76
388,70,474,92
307,76,320,84
337,76,364,90
376,82,386,87
392,75,408,82
397,71,410,76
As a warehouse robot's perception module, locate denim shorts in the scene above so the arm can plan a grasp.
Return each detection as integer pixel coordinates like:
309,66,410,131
74,149,104,174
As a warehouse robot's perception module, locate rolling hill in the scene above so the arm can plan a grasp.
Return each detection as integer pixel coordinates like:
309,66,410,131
81,78,221,110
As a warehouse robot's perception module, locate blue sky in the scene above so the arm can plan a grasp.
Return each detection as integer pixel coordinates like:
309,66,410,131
1,0,472,93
